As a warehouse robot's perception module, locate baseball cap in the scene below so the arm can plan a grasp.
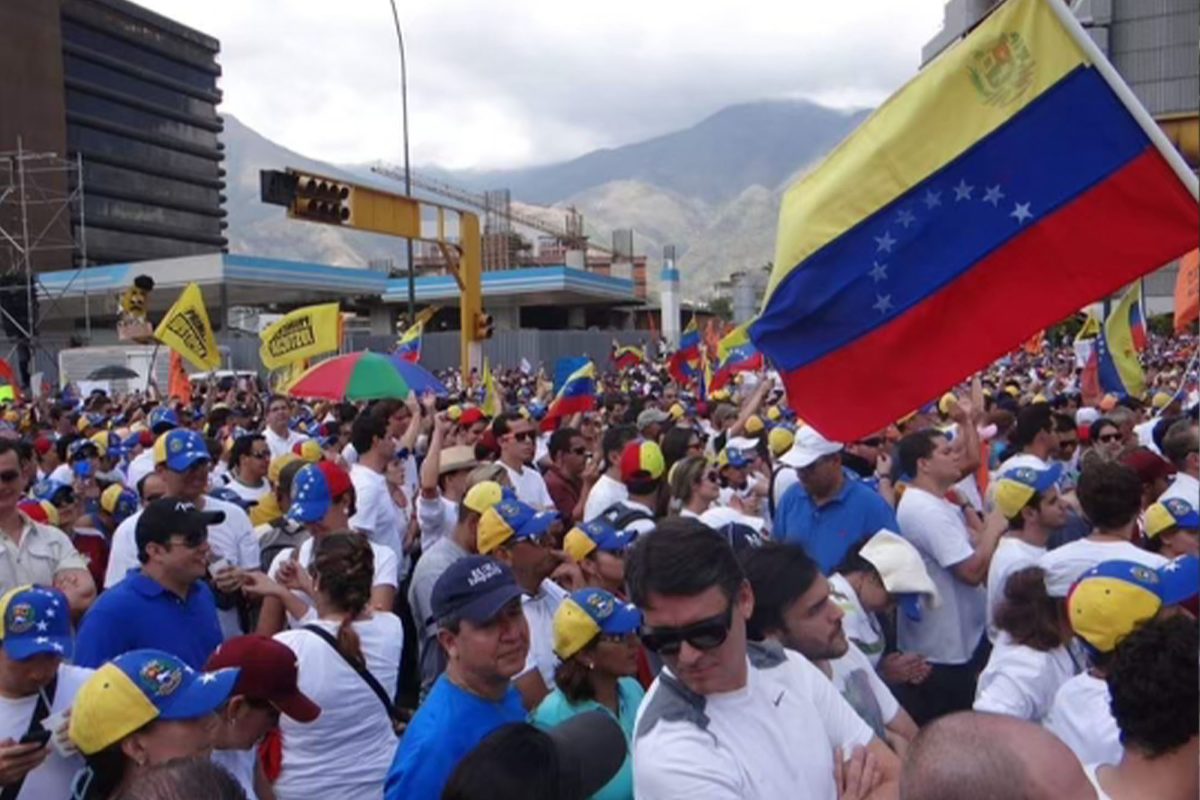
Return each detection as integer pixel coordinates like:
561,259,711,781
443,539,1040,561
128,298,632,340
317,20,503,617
18,500,58,526
563,518,638,563
32,479,73,505
153,429,210,472
476,497,557,554
268,453,299,485
0,586,72,660
858,529,941,621
438,445,479,475
553,588,642,659
206,635,321,723
291,439,322,463
542,711,629,799
744,415,765,435
431,556,523,625
619,440,665,484
148,407,179,434
1120,448,1175,486
136,498,225,553
668,402,685,420
1066,559,1194,653
32,437,52,457
100,484,139,524
994,463,1063,520
69,649,238,755
67,439,99,461
288,463,332,524
1145,498,1200,539
768,426,795,458
459,407,486,427
636,408,670,429
462,480,505,514
780,426,843,468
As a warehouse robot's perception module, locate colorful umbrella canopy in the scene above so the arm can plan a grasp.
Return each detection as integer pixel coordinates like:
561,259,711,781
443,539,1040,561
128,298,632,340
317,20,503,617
386,354,449,396
288,352,413,401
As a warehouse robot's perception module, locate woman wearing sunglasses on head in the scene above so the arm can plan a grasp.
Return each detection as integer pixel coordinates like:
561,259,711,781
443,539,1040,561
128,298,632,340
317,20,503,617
531,588,644,800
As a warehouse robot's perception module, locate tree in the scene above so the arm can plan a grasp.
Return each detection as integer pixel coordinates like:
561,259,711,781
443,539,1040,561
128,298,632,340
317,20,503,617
707,296,733,321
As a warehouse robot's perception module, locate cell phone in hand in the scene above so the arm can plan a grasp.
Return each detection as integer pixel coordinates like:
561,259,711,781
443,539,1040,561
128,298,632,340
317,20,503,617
18,729,51,747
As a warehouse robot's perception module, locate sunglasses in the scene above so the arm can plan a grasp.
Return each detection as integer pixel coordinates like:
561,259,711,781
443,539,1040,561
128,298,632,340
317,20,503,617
703,471,720,483
249,451,271,460
1097,433,1122,443
52,493,77,509
168,529,208,549
856,437,883,447
509,431,534,443
640,603,734,656
0,470,21,484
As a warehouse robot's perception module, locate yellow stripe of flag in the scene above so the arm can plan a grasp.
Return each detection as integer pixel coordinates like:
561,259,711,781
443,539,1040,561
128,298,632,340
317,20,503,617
768,0,1088,305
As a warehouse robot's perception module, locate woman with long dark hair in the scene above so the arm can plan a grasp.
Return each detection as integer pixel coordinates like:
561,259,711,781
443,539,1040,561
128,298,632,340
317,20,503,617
266,533,404,800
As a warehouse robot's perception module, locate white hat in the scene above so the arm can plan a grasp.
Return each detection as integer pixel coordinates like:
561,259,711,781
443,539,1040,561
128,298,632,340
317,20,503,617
779,426,843,468
1075,407,1101,427
858,529,941,609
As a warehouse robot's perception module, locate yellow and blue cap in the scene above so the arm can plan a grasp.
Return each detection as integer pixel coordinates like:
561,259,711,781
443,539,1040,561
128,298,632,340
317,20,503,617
477,497,557,554
768,426,795,458
0,585,72,661
1145,497,1200,539
553,588,642,660
291,439,323,463
1067,557,1199,653
153,429,210,472
69,649,238,756
563,518,639,563
100,484,139,523
148,406,179,434
994,463,1062,519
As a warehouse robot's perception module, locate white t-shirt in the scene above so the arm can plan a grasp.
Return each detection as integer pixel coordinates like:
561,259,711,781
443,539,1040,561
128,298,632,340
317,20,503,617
212,748,258,800
1038,538,1167,598
828,641,901,740
986,537,1046,643
583,474,628,521
521,578,569,689
224,478,270,506
1043,672,1122,768
273,613,404,800
0,665,91,800
973,636,1078,722
416,494,457,553
501,461,554,511
267,537,399,626
633,646,874,799
1159,472,1199,506
264,427,307,459
349,464,407,582
771,465,799,516
105,496,260,638
829,573,885,668
896,487,987,665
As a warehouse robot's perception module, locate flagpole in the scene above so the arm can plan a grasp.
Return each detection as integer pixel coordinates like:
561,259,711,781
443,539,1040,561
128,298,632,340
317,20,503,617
145,342,160,394
1043,0,1199,199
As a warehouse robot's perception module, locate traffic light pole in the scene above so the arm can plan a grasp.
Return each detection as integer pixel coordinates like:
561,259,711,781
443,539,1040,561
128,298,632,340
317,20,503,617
260,168,484,379
387,0,417,328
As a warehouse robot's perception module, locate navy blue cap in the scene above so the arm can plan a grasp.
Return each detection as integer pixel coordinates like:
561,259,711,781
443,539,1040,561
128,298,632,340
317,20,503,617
431,556,523,626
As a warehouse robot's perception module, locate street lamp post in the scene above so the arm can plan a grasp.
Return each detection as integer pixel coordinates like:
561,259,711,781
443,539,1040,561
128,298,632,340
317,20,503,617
388,0,416,327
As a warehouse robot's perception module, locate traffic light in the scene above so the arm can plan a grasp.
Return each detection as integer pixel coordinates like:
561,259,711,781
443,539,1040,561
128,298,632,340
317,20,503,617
259,169,352,225
473,311,494,341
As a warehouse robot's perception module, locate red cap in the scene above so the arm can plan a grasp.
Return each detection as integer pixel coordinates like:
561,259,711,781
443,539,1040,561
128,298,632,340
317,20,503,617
316,460,353,500
138,430,155,448
459,407,486,427
206,635,321,723
33,437,52,456
1120,448,1175,486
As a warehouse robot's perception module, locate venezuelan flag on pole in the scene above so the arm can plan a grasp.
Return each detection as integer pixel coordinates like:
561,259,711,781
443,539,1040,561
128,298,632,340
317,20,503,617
612,345,646,371
1126,281,1147,353
750,0,1198,440
547,359,597,420
396,321,423,363
711,322,763,392
1094,283,1147,398
668,318,702,384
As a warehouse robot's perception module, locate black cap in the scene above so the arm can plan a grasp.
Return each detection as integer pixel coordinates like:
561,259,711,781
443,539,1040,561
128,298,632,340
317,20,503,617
136,497,225,553
548,710,628,797
431,556,522,625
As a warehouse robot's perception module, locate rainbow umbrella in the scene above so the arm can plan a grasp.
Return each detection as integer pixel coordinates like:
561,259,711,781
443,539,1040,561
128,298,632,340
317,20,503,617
287,352,413,401
386,354,449,396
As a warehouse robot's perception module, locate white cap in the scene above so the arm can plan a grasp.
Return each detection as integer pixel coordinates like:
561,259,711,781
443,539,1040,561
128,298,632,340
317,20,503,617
126,453,155,492
858,529,941,607
1075,407,1101,427
779,426,843,468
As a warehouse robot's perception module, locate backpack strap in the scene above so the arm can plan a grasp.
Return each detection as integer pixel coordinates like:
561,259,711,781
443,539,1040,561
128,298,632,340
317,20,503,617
302,624,401,735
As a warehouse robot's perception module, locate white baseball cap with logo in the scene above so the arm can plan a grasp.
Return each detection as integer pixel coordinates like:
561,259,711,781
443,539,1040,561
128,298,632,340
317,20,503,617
779,426,843,468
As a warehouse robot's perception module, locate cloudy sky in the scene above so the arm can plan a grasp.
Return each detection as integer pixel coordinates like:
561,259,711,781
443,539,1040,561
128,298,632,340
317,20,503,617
140,0,947,170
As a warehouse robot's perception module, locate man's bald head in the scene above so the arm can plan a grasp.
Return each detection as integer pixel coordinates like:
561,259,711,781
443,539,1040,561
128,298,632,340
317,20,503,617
901,712,1096,800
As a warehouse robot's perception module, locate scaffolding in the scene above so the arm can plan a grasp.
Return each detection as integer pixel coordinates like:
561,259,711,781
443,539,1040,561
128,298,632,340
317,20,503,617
0,138,89,386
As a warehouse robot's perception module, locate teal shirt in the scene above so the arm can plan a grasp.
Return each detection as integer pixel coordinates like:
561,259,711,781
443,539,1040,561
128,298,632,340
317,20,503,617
531,677,644,800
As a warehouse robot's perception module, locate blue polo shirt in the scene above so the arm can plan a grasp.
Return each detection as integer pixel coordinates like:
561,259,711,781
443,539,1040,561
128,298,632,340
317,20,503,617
74,571,223,669
773,470,898,574
384,673,526,800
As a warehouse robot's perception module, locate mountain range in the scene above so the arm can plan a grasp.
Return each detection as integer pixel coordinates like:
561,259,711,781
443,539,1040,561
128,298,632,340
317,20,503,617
222,99,870,299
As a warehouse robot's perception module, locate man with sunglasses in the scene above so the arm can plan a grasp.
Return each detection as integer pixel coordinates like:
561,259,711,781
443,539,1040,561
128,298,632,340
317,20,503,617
75,498,225,669
493,412,555,512
103,429,259,637
544,427,590,528
0,441,94,618
628,518,898,799
476,497,564,710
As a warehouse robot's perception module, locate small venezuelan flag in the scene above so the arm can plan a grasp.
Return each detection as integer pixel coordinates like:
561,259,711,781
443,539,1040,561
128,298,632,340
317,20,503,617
711,322,763,391
547,359,597,420
751,0,1198,440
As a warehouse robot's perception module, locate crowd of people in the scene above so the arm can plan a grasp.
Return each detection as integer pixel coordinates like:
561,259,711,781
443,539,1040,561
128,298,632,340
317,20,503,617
0,330,1194,799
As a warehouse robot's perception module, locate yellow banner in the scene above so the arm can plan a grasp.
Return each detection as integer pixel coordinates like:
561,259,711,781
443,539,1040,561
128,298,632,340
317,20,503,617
259,303,341,370
154,283,220,371
481,358,501,418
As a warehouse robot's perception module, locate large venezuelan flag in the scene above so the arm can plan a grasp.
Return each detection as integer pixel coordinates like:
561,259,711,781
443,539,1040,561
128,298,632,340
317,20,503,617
547,359,597,420
751,0,1198,440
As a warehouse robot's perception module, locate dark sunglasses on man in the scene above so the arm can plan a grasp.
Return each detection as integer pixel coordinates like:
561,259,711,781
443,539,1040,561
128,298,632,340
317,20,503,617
640,603,735,656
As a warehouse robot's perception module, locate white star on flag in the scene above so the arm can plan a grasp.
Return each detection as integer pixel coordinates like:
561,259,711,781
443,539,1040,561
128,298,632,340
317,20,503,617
199,672,219,684
45,609,55,618
35,621,47,632
874,232,896,253
51,642,64,653
983,185,1004,206
1162,559,1182,572
895,208,916,228
870,262,888,282
1011,202,1033,224
953,180,974,201
923,189,941,209
873,295,894,315
35,636,48,644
